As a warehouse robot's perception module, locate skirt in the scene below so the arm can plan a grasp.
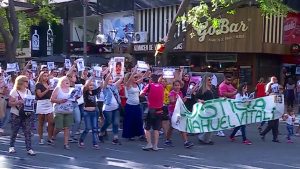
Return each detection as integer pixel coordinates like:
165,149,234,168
36,99,53,114
122,104,144,138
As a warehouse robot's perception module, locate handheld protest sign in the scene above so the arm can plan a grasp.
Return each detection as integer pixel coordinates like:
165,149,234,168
6,63,17,72
49,78,59,90
65,59,72,69
163,68,175,78
68,84,83,101
24,94,36,112
211,74,218,87
137,61,149,72
112,57,125,79
93,66,102,80
47,62,55,70
31,61,38,71
76,58,85,72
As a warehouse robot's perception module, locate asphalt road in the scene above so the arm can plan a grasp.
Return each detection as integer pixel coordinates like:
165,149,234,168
0,123,300,169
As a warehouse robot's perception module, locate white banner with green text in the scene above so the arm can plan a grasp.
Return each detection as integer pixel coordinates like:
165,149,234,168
171,95,284,133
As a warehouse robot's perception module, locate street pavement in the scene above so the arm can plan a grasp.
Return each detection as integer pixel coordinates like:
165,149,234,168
0,122,300,169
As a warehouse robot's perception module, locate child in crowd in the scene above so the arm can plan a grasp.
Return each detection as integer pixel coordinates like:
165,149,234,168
283,109,295,143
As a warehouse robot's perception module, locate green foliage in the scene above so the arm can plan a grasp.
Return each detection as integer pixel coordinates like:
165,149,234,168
177,0,290,34
1,0,60,41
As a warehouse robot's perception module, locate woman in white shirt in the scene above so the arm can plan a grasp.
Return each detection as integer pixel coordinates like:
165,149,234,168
229,83,252,145
8,75,36,156
122,70,146,140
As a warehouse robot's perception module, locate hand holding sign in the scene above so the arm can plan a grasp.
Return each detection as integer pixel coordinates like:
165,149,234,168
163,68,175,78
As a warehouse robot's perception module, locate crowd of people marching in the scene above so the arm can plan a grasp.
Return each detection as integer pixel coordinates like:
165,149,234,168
0,60,299,156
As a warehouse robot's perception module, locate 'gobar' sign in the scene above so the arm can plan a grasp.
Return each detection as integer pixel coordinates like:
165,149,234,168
196,18,249,42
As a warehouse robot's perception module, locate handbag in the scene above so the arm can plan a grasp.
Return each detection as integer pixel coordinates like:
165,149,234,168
16,90,33,119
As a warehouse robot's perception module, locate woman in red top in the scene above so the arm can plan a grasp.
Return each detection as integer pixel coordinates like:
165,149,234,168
255,77,266,98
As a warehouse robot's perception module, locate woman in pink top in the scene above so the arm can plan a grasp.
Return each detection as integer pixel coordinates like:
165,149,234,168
165,80,194,148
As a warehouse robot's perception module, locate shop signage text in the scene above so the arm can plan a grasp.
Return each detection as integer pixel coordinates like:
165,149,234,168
134,43,183,52
197,18,249,42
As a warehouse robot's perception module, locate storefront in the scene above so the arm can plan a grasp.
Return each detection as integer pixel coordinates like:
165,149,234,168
184,6,290,87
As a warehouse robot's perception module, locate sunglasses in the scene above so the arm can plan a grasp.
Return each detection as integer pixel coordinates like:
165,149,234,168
134,76,138,79
207,78,212,81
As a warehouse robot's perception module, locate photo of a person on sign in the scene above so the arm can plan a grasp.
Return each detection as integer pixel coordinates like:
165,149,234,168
115,62,122,75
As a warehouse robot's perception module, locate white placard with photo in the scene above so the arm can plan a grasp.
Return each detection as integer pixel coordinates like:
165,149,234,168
65,59,72,69
112,57,125,79
163,68,175,78
49,77,59,90
76,58,85,72
93,66,102,79
31,61,37,71
24,94,36,112
68,84,83,101
47,62,55,70
211,74,218,87
137,61,149,72
6,63,17,72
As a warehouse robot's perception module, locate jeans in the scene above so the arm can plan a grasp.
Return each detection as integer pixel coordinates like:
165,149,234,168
287,124,294,140
101,109,120,136
80,110,98,145
231,125,247,141
71,102,82,137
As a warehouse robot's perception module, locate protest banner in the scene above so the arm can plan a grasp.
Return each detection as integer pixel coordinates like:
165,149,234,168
76,58,85,72
24,95,36,112
163,68,175,78
171,95,284,133
137,61,149,72
65,59,71,69
112,57,125,79
47,62,55,70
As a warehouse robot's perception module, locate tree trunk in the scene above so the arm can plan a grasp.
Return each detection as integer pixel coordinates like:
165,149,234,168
162,0,255,66
0,0,19,63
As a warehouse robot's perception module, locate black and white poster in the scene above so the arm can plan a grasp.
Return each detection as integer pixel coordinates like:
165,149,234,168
24,95,36,112
50,78,59,90
65,59,71,69
68,84,83,101
76,58,85,72
47,62,55,70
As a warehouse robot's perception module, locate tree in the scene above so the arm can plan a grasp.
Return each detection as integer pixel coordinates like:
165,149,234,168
0,0,59,62
161,0,290,66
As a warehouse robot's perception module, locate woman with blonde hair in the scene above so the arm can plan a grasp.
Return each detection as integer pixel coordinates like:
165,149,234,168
51,76,74,150
35,71,54,145
8,75,36,156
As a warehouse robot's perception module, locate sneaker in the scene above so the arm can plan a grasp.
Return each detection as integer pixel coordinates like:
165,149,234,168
78,142,85,148
164,140,174,147
8,147,16,154
287,140,294,143
235,130,242,137
152,145,163,151
142,144,153,151
112,139,121,145
272,139,281,143
93,144,100,150
27,149,36,156
243,140,252,145
98,135,104,143
216,131,225,137
184,141,194,148
69,138,78,143
229,137,235,142
47,139,54,145
295,133,300,136
39,139,45,145
199,140,214,145
64,144,71,150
